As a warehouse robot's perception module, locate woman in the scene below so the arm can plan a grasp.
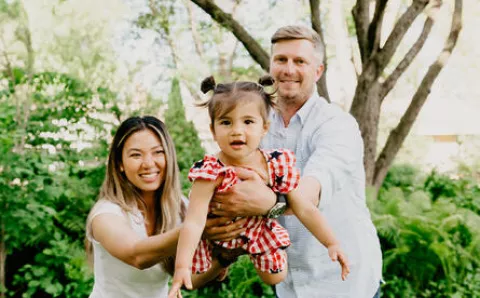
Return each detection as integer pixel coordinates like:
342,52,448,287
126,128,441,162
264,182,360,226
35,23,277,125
85,116,233,297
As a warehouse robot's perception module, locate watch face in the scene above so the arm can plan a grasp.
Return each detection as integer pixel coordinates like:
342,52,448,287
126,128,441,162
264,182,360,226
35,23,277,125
269,202,287,218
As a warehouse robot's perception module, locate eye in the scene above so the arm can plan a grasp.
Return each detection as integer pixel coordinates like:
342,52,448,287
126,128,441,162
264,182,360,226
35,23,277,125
154,150,165,155
130,153,141,158
219,120,231,125
296,59,305,64
245,119,254,124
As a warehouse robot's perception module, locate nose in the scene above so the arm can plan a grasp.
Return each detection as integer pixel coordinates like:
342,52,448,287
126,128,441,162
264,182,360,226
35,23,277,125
231,122,243,135
284,60,294,75
142,154,155,168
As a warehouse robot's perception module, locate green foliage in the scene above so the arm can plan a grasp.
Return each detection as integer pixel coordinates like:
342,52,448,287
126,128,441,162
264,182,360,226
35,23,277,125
164,78,204,194
374,165,480,297
424,170,480,214
424,170,459,201
12,234,93,297
382,164,424,195
0,69,116,297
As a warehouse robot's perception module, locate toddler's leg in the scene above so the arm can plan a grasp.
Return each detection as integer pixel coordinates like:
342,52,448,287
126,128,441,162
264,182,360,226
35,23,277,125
251,249,288,285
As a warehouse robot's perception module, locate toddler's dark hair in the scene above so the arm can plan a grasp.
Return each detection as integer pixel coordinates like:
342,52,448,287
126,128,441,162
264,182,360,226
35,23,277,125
198,75,276,127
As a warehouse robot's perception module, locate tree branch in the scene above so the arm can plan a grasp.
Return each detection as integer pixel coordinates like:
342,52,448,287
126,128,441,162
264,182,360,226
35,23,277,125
184,0,205,60
149,0,180,68
373,0,463,189
191,0,270,70
367,0,388,57
227,40,239,78
380,17,433,99
352,0,371,64
373,0,428,72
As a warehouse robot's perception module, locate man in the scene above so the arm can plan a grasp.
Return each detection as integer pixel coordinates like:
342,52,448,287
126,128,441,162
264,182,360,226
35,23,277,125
208,25,382,298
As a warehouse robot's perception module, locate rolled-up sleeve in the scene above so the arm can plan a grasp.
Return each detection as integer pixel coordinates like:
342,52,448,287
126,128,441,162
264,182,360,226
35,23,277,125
303,112,364,208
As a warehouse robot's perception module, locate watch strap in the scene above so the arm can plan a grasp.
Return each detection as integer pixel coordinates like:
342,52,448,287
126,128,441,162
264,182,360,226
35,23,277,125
266,193,288,219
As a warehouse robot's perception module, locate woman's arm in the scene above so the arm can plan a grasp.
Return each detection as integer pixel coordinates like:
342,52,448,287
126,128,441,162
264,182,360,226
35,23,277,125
91,214,180,269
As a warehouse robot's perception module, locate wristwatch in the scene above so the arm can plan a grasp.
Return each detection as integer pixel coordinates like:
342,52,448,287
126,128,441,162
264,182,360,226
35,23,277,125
267,193,287,219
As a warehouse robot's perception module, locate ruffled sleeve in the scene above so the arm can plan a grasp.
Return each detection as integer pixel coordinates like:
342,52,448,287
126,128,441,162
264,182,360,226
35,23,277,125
267,149,300,194
188,155,223,182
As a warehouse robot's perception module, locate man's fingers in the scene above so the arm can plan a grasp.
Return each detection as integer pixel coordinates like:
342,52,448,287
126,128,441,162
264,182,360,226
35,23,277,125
209,199,236,217
205,216,231,228
204,217,246,241
208,228,246,241
234,167,261,181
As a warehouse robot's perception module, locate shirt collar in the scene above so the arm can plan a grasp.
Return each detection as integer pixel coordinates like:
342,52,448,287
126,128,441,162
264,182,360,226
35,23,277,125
271,92,328,126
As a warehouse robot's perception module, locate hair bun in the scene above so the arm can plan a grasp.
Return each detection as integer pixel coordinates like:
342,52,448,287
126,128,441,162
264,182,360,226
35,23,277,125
201,76,216,94
258,75,275,87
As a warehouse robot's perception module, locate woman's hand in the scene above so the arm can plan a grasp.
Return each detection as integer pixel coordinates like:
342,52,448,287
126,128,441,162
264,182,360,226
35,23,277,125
203,217,247,242
212,246,247,267
168,268,192,298
327,244,350,281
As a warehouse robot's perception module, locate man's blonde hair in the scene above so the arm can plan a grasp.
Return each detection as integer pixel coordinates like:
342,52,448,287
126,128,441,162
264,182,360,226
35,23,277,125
271,25,325,65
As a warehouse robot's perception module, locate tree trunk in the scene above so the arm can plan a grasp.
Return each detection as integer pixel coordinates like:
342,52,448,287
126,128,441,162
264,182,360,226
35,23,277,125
371,0,463,190
316,76,329,101
350,78,382,186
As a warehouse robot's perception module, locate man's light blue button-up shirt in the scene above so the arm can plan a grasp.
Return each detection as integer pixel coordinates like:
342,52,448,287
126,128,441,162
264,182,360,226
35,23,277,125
261,93,382,298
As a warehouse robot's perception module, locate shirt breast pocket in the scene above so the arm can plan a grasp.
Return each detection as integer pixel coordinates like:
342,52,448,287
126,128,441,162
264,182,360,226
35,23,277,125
295,136,311,165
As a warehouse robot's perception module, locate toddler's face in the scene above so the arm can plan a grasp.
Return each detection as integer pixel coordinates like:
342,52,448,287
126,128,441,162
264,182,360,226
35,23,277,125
211,94,269,164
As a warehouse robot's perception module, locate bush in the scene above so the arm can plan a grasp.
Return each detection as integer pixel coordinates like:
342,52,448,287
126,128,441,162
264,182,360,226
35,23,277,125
382,164,424,195
0,70,113,297
424,170,480,213
375,165,480,297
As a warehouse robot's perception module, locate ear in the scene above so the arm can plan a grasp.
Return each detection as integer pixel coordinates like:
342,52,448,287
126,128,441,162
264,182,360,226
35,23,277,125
120,164,124,172
263,121,270,136
315,64,325,82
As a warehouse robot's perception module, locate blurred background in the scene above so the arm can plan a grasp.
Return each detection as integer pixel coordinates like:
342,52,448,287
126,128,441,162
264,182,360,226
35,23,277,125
0,0,479,297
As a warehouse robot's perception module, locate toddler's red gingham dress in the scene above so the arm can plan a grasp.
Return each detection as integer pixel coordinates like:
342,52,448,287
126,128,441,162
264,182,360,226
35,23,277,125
189,149,300,274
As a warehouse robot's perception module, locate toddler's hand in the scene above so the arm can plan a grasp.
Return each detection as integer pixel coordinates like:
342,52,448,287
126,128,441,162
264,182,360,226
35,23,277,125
328,244,350,281
168,268,192,298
